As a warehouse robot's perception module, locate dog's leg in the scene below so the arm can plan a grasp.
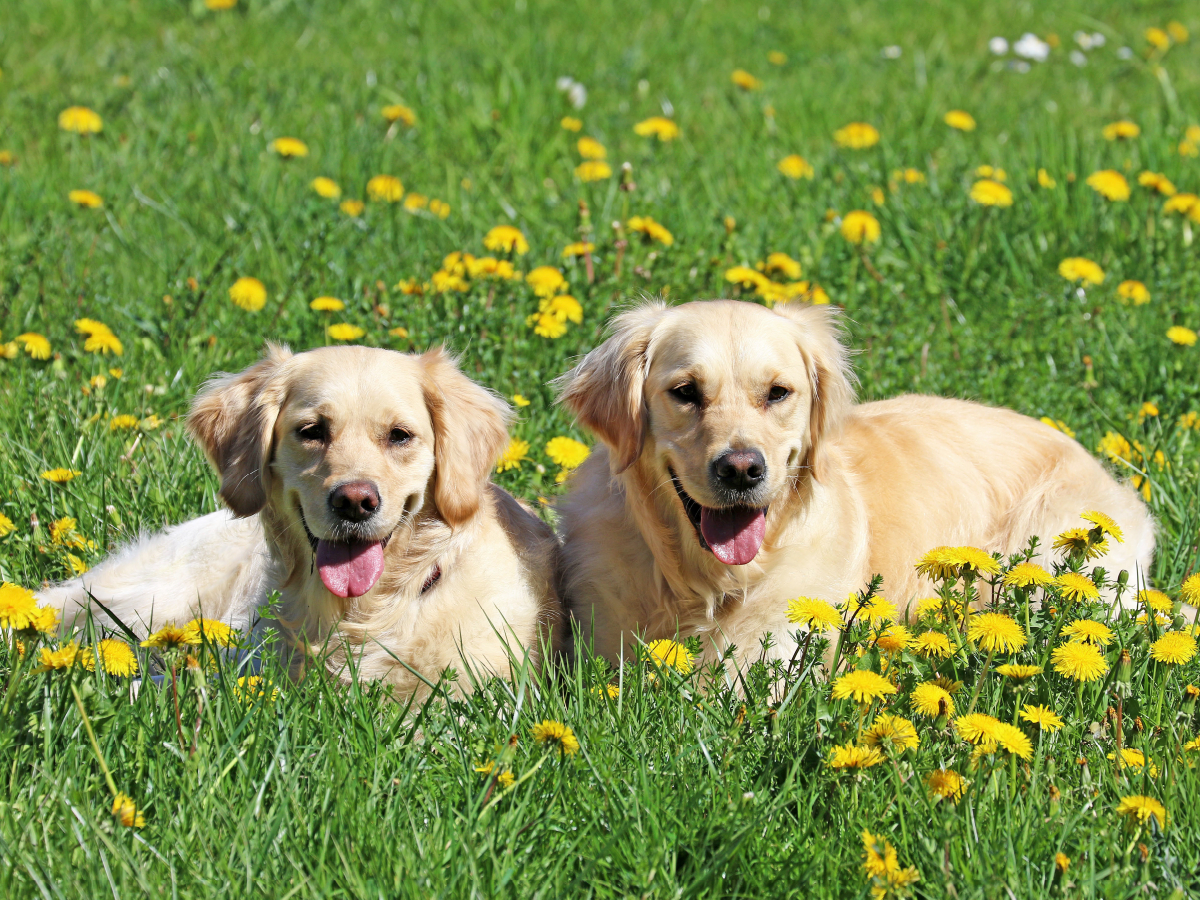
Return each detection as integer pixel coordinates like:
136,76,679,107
37,509,270,634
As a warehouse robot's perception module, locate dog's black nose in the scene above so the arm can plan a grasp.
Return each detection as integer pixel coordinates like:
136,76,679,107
329,481,380,522
712,449,767,491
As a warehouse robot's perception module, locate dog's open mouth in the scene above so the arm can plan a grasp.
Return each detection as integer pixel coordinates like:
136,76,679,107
669,470,767,566
299,509,393,599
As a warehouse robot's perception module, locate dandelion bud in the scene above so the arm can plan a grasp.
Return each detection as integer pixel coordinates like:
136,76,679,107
1114,648,1133,698
1183,683,1199,716
1049,784,1062,816
1117,569,1129,587
1054,851,1069,873
619,162,636,192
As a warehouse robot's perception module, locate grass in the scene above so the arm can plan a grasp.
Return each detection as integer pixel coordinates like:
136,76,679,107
2,0,1200,896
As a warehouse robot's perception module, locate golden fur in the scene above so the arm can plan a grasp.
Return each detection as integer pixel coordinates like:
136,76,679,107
41,346,562,696
557,299,1154,667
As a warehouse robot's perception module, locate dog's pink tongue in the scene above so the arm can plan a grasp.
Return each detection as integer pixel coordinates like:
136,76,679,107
700,507,766,566
316,540,385,598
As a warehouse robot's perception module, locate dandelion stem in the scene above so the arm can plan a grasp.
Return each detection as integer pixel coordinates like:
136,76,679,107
966,646,996,716
71,685,118,798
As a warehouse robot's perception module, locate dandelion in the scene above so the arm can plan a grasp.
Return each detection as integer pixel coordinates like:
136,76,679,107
995,664,1043,681
229,277,267,312
1150,631,1197,665
530,719,580,755
852,595,897,625
474,760,515,786
270,137,308,158
1168,21,1189,42
483,225,529,255
0,583,38,629
524,267,565,299
1102,121,1140,141
990,722,1034,759
861,714,920,753
834,122,880,149
763,252,802,279
645,638,694,674
496,438,530,473
730,69,762,90
829,743,884,769
910,682,954,717
1062,619,1115,646
560,116,582,132
1163,193,1200,216
840,210,881,245
576,137,606,159
233,676,279,703
1108,748,1157,776
767,51,787,65
95,639,138,676
310,177,341,199
111,793,145,828
402,193,428,211
1080,510,1124,543
511,394,530,408
1037,168,1056,189
1056,572,1100,602
85,331,123,355
575,161,612,182
1020,704,1064,732
916,546,1000,579
38,641,87,671
777,154,814,179
913,631,953,659
832,669,897,704
381,104,415,126
874,625,911,653
626,215,674,246
16,333,52,360
327,323,365,341
340,199,364,217
954,713,1002,745
970,179,1013,206
1086,170,1130,202
1003,562,1054,588
68,190,103,208
58,106,103,134
968,613,1027,653
0,514,14,538
1178,573,1200,605
862,831,920,896
944,110,976,131
1115,795,1167,829
1144,28,1170,50
309,296,345,312
1138,589,1172,614
1051,641,1108,681
975,165,1005,181
532,314,567,339
786,597,842,632
205,0,237,8
1117,280,1151,305
183,618,236,647
428,199,450,219
925,769,966,801
633,116,679,141
1058,257,1105,286
110,415,139,431
41,468,80,483
1167,326,1197,347
1137,172,1175,196
367,175,404,203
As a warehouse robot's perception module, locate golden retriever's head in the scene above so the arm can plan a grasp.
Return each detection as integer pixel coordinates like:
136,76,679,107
188,345,510,598
560,299,854,566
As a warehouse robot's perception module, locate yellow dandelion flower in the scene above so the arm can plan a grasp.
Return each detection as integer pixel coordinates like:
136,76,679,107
96,639,138,676
1003,562,1055,588
1086,170,1130,202
763,252,802,280
0,514,15,538
38,641,87,671
575,160,612,182
546,436,590,471
1051,641,1107,681
633,116,679,141
109,414,138,431
786,597,842,632
1137,172,1176,197
967,612,1027,654
995,664,1043,681
1117,280,1151,305
560,116,582,132
944,110,976,131
388,327,409,339
974,165,1005,180
205,0,237,8
1062,619,1114,646
767,51,786,66
831,669,897,704
17,333,52,360
233,675,279,703
913,631,953,659
576,137,607,160
327,323,365,341
381,104,415,126
840,210,881,245
645,638,694,674
910,682,954,718
183,618,237,647
626,215,674,246
1058,257,1106,286
1020,704,1064,732
1138,589,1173,614
1145,27,1170,50
1037,168,1056,189
41,468,80,483
561,243,595,260
68,189,103,208
310,177,341,199
874,625,911,654
483,225,529,255
229,277,267,312
428,198,450,219
496,438,530,473
862,714,919,753
309,296,344,312
511,394,530,407
925,769,966,801
954,713,1001,745
58,106,103,135
834,122,880,149
1164,193,1200,216
111,793,145,828
777,154,814,179
1168,21,1188,43
525,266,565,298
140,624,196,649
270,137,308,158
989,722,1033,759
84,331,123,355
725,266,770,290
530,719,580,755
851,595,897,625
970,179,1013,206
401,193,428,212
1056,572,1100,601
1150,631,1197,665
340,199,364,217
1167,326,1197,347
367,175,404,203
730,69,762,91
1080,510,1124,542
1102,121,1140,141
1108,748,1157,776
73,318,111,337
531,313,567,339
0,583,39,630
1115,795,1167,829
829,743,884,770
862,831,921,896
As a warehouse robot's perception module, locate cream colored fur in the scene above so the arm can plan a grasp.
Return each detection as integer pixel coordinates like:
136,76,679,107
557,299,1154,668
41,345,562,697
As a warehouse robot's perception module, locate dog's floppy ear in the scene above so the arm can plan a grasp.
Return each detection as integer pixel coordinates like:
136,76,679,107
771,303,856,481
556,301,668,473
187,343,292,517
420,348,513,527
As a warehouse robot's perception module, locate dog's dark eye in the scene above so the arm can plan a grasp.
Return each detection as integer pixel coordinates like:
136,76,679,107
389,427,412,445
297,421,328,443
767,385,791,404
669,383,699,404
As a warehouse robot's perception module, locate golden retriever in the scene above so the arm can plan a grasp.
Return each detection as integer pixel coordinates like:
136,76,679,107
556,299,1154,667
41,345,562,696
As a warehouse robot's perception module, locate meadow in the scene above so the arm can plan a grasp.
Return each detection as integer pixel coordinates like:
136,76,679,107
2,0,1200,896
